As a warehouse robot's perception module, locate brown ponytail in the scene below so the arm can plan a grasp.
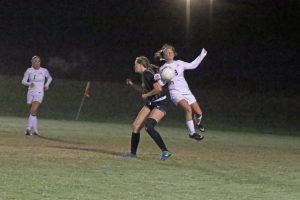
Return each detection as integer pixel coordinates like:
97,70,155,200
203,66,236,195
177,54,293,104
135,56,159,73
154,44,178,62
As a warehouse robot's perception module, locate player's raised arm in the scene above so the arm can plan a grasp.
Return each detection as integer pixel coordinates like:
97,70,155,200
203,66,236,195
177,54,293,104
183,48,207,70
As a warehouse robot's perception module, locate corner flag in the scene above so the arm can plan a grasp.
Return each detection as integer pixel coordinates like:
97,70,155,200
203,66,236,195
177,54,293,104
84,81,91,97
76,81,91,120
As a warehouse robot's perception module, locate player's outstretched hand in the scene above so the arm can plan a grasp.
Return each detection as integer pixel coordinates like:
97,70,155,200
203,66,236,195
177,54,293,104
201,48,207,57
126,78,133,85
44,86,49,91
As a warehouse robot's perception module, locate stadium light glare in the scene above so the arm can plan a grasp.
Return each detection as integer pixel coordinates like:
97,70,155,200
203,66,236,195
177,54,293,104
186,0,191,31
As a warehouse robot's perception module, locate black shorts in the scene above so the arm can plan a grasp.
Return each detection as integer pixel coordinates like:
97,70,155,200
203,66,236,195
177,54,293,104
145,99,168,113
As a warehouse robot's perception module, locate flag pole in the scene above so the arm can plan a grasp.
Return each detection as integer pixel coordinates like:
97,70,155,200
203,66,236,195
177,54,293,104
76,81,90,120
76,93,86,120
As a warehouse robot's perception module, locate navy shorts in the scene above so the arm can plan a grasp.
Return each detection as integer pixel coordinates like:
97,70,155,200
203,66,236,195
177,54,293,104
145,99,168,113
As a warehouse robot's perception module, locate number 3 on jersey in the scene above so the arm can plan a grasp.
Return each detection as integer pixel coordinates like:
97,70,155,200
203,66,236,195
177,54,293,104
174,69,178,76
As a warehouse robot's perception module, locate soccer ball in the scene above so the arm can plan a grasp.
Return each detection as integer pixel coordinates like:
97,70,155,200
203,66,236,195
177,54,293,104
160,66,175,82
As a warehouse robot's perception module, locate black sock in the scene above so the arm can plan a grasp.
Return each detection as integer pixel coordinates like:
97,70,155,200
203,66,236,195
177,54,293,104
131,132,140,154
145,118,168,152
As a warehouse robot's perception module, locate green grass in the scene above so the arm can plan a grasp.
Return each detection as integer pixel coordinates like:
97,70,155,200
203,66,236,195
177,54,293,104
0,116,299,200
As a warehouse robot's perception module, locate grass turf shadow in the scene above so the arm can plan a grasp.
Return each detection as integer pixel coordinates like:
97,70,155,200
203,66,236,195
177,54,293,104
35,134,84,145
48,145,123,157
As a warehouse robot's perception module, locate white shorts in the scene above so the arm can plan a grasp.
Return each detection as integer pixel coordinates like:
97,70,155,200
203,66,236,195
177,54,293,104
170,91,196,106
27,91,44,104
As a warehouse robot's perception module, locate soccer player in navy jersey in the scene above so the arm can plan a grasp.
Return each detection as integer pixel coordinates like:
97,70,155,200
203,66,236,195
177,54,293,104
125,56,171,161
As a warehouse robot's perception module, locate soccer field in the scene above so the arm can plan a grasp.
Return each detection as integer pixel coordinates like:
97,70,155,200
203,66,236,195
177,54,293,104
0,116,299,200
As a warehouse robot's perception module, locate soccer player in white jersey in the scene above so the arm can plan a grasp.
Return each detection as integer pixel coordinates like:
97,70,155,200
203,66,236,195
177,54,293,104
21,56,52,135
155,44,207,141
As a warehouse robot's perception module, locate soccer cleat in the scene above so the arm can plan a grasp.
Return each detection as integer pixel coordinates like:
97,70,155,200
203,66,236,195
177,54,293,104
160,151,172,161
25,128,31,136
189,132,204,141
32,131,39,136
197,124,205,132
123,152,137,158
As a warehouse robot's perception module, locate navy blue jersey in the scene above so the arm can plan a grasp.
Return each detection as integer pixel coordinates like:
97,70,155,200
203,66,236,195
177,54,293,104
142,70,167,102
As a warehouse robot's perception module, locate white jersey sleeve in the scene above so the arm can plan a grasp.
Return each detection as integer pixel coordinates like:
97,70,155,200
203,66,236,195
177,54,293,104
44,69,52,88
155,71,167,86
21,68,31,86
183,48,207,70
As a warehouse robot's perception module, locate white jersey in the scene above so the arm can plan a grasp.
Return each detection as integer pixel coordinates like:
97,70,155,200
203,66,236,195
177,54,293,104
159,49,207,95
22,67,52,94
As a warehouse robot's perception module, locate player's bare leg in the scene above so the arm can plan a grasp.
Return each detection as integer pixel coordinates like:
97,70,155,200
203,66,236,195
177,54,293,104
25,104,33,135
125,106,150,158
132,106,150,133
30,101,40,135
178,100,203,140
25,102,40,135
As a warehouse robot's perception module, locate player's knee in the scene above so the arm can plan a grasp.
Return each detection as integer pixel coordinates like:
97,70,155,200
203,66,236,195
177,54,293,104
184,106,192,114
132,122,141,132
144,118,157,133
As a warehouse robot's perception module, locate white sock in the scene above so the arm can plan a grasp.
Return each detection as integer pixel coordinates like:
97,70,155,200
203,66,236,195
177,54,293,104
186,120,196,135
27,114,34,130
32,115,38,132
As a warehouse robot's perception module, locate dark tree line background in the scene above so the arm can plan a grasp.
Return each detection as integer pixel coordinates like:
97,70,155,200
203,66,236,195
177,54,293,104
0,0,299,95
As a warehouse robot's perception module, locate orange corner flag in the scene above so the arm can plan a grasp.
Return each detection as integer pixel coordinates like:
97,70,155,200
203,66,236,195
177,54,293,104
84,81,91,97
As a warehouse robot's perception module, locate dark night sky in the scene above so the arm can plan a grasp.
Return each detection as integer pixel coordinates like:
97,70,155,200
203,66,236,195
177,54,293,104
0,0,299,92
